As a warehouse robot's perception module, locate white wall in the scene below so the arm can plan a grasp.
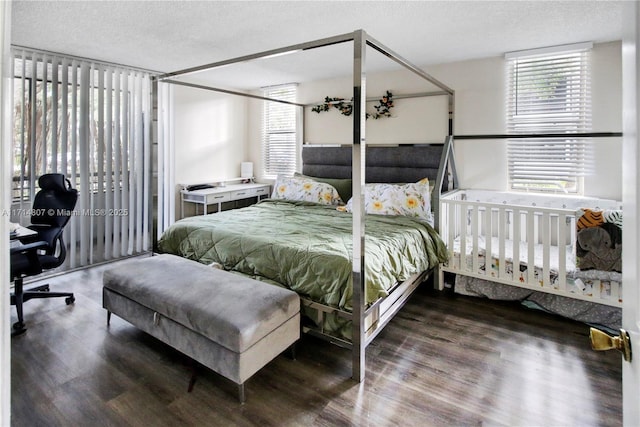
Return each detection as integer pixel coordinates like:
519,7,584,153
299,73,449,145
173,86,249,217
174,86,249,184
1,1,11,424
426,56,509,192
429,41,622,199
187,41,623,201
588,41,623,199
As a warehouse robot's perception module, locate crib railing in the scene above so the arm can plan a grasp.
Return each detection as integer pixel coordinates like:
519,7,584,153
439,189,622,307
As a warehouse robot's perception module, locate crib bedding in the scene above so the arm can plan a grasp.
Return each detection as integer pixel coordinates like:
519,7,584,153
455,276,622,331
451,235,622,304
451,235,622,330
158,199,448,312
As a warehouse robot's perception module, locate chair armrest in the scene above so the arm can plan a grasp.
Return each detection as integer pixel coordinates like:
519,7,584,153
10,240,48,255
27,224,51,232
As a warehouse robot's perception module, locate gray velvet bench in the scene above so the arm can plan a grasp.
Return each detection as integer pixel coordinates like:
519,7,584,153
102,254,300,403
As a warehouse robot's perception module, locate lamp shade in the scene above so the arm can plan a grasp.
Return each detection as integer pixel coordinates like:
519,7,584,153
241,162,254,179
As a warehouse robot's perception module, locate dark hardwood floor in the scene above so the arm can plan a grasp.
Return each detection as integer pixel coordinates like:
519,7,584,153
11,257,622,426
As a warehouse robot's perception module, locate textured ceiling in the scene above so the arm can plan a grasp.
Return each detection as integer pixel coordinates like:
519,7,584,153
11,0,625,88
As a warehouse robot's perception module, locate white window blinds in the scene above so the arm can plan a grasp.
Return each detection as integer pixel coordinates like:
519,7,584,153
506,43,592,193
11,49,152,268
262,84,297,177
156,82,175,239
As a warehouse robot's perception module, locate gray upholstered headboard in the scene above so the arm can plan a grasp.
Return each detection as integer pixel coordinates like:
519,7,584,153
301,144,448,189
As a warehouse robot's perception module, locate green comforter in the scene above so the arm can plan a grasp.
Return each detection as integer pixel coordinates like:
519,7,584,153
158,199,448,311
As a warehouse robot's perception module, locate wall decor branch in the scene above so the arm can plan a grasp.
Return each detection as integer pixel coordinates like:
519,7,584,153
311,96,353,116
311,91,394,119
371,91,393,119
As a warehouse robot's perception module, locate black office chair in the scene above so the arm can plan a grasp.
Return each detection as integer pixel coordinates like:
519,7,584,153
10,174,78,335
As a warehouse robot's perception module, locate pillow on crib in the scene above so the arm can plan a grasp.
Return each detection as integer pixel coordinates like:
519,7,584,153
343,179,432,223
271,175,344,205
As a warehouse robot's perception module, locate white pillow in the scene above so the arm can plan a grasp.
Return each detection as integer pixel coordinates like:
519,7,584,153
344,179,432,223
272,175,343,205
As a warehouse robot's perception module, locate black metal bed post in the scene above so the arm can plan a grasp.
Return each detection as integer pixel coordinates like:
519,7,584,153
449,93,455,137
351,29,367,383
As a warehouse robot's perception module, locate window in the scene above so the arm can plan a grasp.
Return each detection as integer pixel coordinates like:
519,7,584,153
262,84,297,178
11,49,152,267
506,43,592,193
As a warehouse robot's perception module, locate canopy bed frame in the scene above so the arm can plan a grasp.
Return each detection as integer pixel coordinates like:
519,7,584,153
154,29,456,381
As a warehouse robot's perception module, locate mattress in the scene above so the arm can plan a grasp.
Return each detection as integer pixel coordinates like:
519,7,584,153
158,199,448,312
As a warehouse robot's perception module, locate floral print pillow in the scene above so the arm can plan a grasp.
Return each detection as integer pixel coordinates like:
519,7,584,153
272,175,343,205
344,179,432,223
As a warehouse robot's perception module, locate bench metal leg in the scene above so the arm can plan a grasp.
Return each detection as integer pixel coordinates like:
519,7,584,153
106,311,111,326
286,342,297,360
238,383,245,404
187,364,244,404
188,363,198,393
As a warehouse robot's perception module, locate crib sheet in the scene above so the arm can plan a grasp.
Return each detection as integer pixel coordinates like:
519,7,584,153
450,235,621,304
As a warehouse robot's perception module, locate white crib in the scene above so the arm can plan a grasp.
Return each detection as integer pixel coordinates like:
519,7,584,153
439,189,622,308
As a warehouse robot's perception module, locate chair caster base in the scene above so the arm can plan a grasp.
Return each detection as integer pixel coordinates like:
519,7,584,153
65,296,75,305
12,322,26,336
31,284,50,292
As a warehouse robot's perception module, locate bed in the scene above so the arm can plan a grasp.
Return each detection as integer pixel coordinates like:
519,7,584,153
155,30,457,381
158,143,454,370
439,189,622,330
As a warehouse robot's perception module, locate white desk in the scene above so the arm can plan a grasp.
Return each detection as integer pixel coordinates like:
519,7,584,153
180,183,270,218
10,224,38,241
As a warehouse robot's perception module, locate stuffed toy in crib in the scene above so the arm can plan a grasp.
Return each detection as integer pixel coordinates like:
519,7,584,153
576,208,622,272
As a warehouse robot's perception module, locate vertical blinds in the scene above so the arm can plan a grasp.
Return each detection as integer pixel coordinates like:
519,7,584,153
11,49,152,268
506,45,592,193
262,84,297,178
156,81,175,239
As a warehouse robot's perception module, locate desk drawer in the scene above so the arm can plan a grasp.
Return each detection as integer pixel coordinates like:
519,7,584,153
182,193,206,203
252,186,270,197
230,189,253,199
206,193,231,204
